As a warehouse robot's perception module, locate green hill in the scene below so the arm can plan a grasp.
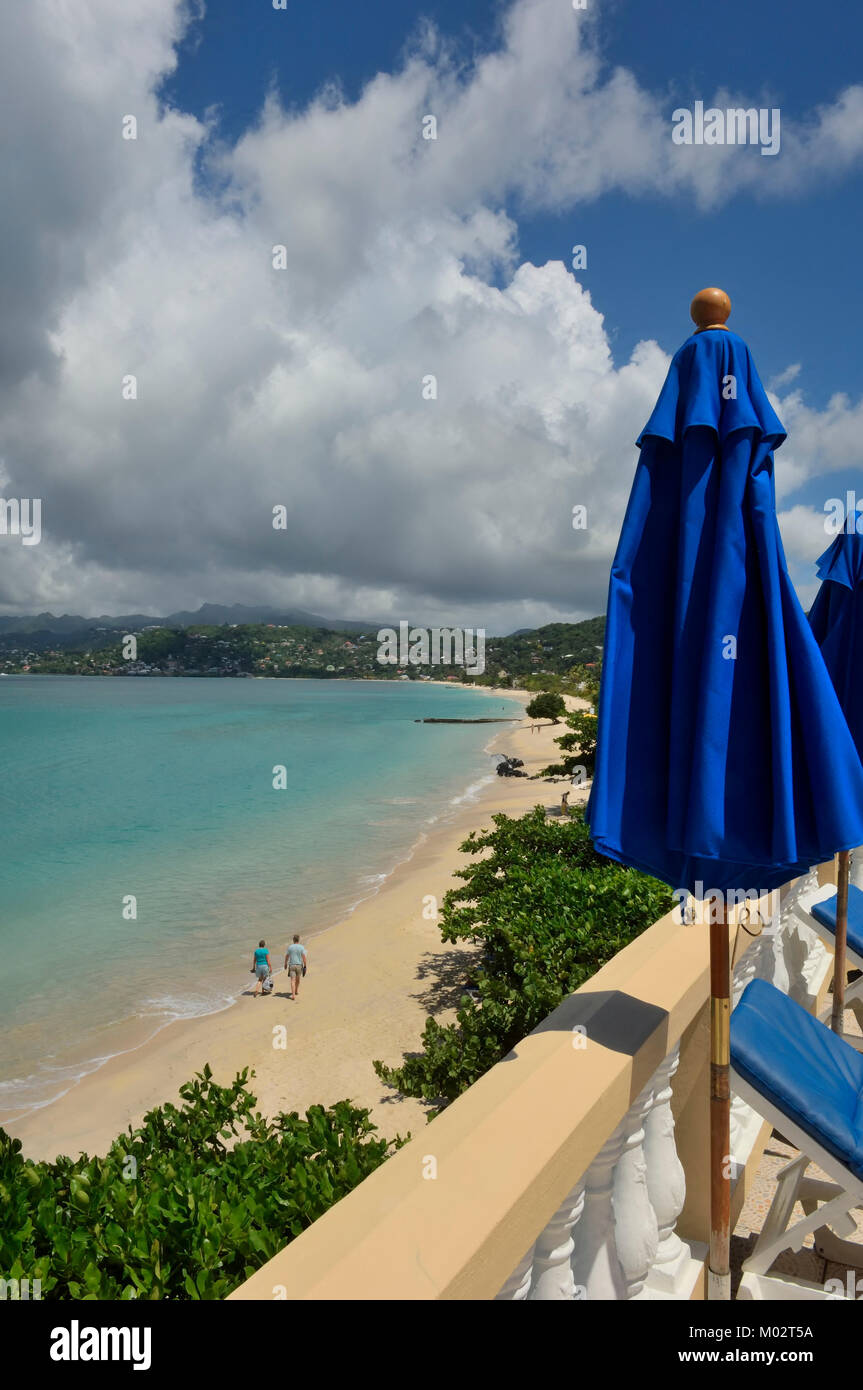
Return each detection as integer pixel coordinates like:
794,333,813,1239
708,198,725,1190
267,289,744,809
1,615,606,683
482,617,605,683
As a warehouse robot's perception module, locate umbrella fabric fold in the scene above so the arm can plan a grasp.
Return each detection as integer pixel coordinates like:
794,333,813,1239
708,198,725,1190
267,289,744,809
587,328,863,896
809,519,863,757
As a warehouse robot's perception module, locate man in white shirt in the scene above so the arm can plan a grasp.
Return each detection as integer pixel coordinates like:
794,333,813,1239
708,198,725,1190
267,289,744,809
284,935,308,1000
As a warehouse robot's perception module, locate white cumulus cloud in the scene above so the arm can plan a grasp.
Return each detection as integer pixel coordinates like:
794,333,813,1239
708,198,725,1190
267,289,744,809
1,0,862,631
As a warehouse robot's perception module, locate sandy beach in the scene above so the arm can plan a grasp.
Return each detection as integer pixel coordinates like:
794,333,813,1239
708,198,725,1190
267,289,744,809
7,688,587,1161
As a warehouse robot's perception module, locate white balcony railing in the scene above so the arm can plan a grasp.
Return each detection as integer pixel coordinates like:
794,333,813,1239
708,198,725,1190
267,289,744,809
229,870,836,1302
495,871,832,1301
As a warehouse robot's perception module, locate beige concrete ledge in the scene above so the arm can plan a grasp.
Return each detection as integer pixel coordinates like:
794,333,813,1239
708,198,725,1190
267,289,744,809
230,904,719,1301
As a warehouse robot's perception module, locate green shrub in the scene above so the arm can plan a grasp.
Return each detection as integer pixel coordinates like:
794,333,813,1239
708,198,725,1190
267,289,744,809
542,710,599,778
525,691,567,723
374,807,672,1110
0,1066,401,1300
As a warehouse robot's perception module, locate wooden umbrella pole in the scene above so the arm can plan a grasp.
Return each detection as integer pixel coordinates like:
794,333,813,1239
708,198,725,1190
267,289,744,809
692,286,735,1300
831,850,850,1034
708,900,731,1300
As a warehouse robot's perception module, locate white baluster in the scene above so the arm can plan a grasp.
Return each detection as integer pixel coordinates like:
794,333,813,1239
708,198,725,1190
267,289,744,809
784,915,829,1006
642,1045,690,1294
570,1126,627,1300
780,868,819,912
773,871,829,1007
495,1242,536,1300
731,878,800,1163
612,1085,659,1299
732,925,761,1004
528,1181,586,1300
798,919,829,999
753,915,790,994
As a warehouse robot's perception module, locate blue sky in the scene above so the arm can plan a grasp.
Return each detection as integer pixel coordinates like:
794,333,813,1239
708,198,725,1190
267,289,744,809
5,0,862,625
162,0,863,412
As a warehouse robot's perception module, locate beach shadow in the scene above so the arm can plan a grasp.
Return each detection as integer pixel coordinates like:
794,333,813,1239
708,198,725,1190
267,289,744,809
241,986,292,999
374,1067,441,1119
375,1079,435,1114
373,949,479,1114
410,948,478,1015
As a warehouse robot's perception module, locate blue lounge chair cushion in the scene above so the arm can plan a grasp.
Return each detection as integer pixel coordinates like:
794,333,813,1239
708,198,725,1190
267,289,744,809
810,884,863,960
730,978,863,1182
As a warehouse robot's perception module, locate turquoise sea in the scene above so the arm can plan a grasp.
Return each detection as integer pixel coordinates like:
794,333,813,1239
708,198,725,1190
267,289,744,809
0,677,521,1119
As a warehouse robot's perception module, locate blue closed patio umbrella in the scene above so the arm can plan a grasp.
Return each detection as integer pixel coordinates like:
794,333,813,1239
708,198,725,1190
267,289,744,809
809,513,863,753
808,509,863,1031
586,288,863,1299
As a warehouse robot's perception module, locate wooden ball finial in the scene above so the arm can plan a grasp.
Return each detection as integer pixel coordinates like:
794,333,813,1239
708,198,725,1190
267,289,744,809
690,287,731,333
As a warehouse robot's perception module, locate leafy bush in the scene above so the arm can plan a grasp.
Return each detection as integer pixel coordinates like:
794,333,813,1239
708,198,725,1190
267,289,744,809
374,807,673,1109
542,710,599,778
0,1066,401,1300
525,691,567,723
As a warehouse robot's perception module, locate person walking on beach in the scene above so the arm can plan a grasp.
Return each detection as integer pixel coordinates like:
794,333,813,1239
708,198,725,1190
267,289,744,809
251,939,272,997
284,934,308,1000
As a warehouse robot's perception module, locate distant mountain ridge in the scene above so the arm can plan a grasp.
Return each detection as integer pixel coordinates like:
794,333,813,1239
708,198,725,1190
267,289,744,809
0,607,608,674
0,603,378,637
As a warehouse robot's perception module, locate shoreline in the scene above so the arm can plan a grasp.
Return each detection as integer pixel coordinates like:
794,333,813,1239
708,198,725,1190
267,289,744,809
0,678,522,1126
6,688,585,1161
0,679,524,1120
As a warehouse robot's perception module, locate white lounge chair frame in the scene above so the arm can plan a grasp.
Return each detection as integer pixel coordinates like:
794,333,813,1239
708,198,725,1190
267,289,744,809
730,1063,863,1280
789,880,863,1052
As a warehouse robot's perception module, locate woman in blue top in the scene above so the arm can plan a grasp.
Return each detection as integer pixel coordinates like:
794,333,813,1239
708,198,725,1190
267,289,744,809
251,939,272,996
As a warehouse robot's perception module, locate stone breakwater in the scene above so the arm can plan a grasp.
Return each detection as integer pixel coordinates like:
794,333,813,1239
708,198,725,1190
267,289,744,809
415,717,520,724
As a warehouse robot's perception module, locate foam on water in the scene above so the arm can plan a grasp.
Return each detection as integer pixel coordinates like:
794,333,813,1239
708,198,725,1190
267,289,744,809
449,774,495,806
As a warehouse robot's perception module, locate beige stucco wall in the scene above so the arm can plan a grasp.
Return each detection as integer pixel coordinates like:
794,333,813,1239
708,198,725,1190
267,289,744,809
231,904,722,1300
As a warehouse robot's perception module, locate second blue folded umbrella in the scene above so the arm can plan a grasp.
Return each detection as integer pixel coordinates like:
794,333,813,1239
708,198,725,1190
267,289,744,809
587,331,863,896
